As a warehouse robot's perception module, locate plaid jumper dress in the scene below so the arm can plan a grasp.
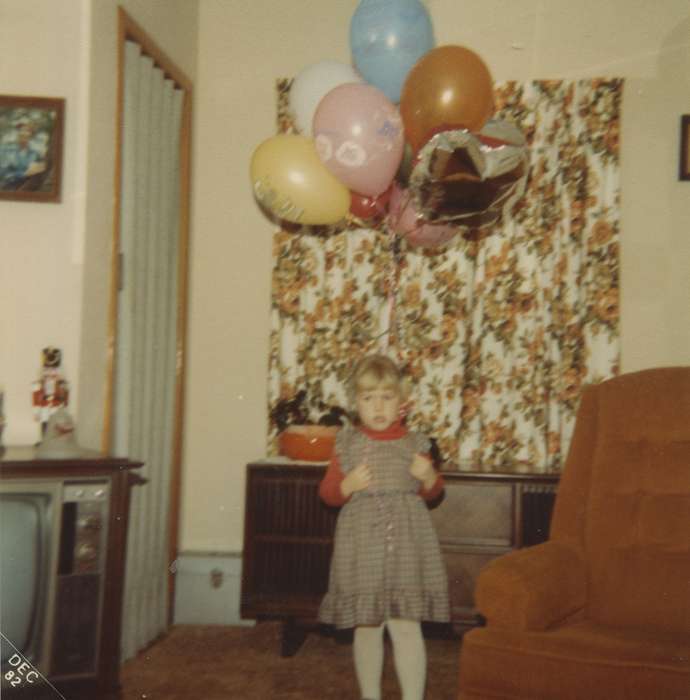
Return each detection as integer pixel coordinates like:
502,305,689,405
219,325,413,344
319,426,450,629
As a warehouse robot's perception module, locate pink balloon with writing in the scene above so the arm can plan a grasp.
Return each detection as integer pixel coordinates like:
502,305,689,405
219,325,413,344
313,83,404,197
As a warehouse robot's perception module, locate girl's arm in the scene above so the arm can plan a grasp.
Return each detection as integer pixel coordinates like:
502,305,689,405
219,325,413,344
411,452,444,501
319,454,349,507
418,470,444,501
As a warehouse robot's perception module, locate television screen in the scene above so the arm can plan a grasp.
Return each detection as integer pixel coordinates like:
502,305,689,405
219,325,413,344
0,492,52,665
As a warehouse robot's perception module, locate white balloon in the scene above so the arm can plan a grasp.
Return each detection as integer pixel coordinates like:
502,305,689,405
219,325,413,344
289,61,362,136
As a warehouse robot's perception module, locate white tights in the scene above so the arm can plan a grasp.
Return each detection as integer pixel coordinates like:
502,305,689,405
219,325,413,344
353,619,427,700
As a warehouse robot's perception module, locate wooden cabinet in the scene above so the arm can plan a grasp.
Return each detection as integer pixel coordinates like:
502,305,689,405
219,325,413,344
241,460,558,650
241,463,337,624
429,471,559,628
0,447,143,699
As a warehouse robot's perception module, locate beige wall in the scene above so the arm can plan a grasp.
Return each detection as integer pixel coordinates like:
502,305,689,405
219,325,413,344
1,0,91,445
619,13,690,370
182,0,362,552
0,0,197,446
3,1,689,555
186,0,690,552
79,0,198,448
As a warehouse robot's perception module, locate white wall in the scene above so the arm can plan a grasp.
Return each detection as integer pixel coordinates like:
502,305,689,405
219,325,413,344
183,1,362,553
3,0,689,558
619,13,690,369
79,0,198,448
185,0,690,553
0,0,91,445
0,0,198,447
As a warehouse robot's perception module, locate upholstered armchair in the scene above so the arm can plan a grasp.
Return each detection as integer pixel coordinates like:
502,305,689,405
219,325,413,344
458,367,690,699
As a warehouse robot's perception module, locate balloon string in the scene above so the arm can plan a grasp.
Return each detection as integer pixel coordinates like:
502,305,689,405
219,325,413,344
386,291,396,351
385,222,402,357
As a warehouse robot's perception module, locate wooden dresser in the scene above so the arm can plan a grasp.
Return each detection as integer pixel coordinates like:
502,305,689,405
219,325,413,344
241,459,558,654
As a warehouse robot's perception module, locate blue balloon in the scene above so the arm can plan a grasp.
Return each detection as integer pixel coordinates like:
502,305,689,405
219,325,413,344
350,0,435,104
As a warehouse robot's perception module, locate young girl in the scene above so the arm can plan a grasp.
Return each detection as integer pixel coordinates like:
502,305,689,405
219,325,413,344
318,354,449,700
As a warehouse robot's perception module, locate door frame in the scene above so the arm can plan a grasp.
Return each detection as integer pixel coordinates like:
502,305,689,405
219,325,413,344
103,6,192,624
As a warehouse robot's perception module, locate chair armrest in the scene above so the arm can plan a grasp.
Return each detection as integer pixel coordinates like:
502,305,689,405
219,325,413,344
475,540,587,631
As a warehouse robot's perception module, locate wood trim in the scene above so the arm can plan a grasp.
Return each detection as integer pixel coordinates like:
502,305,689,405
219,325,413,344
168,85,193,624
103,5,193,628
680,114,690,181
118,7,192,91
101,11,128,456
99,468,137,690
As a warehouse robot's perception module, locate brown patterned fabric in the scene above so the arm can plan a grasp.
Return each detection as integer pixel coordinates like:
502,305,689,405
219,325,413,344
319,427,450,629
269,79,622,473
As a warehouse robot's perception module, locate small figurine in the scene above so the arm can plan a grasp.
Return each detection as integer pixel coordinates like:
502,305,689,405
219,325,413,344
32,347,69,438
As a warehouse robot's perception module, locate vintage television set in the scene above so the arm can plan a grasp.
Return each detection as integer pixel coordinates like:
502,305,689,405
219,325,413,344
0,477,111,681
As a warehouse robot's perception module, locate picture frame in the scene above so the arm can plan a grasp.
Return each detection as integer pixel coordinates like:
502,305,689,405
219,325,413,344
0,95,65,202
680,115,690,182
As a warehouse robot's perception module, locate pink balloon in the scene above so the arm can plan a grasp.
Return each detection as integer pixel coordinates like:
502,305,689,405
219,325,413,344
313,83,404,197
388,183,457,248
388,181,418,232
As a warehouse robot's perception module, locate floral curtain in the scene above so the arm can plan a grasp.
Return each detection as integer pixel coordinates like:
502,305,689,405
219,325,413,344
268,79,622,472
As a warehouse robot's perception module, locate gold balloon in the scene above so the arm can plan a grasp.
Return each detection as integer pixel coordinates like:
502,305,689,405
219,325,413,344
400,45,495,153
250,134,350,225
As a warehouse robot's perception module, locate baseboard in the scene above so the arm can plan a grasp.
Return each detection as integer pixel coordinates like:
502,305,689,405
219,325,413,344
173,551,255,627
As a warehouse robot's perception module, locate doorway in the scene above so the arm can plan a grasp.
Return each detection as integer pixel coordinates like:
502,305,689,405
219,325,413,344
104,7,192,661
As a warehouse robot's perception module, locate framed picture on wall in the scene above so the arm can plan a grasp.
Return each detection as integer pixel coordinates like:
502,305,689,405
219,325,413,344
0,95,65,202
680,115,690,182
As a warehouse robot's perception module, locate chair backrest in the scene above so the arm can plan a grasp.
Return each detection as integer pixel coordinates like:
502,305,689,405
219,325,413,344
552,367,690,635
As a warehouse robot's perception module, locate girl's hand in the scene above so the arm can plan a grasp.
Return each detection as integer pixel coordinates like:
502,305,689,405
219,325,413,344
341,462,372,498
409,453,437,491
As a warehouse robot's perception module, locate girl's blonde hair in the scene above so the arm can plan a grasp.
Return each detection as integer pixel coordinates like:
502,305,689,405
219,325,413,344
348,354,410,407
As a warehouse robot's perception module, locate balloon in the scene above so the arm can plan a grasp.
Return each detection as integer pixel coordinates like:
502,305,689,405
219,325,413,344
250,135,350,225
289,61,363,136
388,183,457,249
350,185,392,221
350,0,435,103
400,45,495,153
313,83,404,197
407,118,529,225
388,182,418,233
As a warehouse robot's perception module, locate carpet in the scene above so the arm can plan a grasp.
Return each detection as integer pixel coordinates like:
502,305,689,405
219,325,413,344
120,622,461,699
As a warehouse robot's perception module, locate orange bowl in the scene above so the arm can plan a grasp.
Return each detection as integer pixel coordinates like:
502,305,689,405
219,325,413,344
278,425,339,462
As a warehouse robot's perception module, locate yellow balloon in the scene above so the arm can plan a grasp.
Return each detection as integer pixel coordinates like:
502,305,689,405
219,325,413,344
250,134,350,225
